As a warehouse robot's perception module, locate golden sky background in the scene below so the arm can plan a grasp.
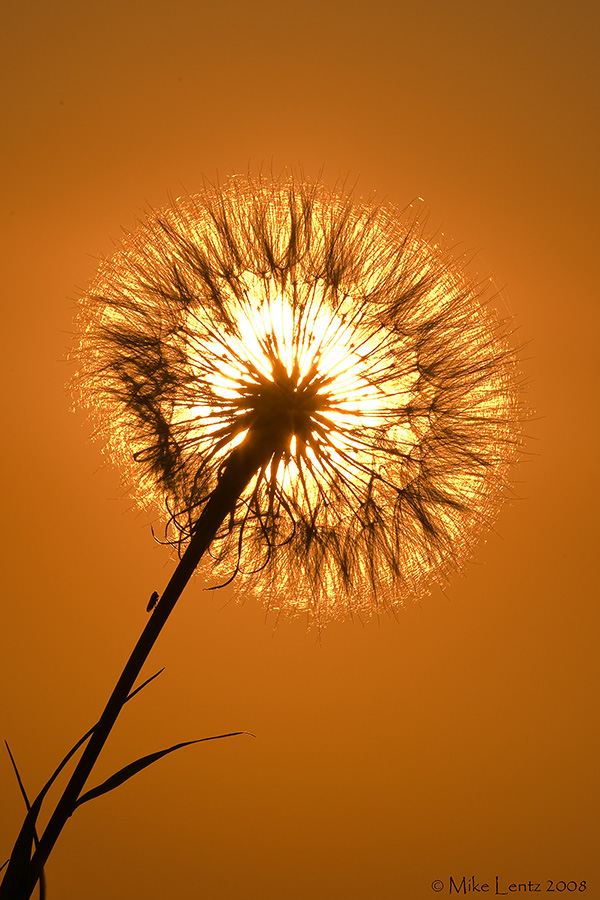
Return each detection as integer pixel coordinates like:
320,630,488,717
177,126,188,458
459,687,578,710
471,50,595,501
1,1,598,898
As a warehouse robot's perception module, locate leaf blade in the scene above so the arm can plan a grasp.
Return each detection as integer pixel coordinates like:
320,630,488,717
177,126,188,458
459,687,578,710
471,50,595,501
4,743,46,900
75,732,253,807
0,668,165,898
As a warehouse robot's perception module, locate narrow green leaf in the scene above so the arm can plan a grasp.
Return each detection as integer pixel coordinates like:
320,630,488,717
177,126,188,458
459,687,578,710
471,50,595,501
0,794,42,898
5,742,31,812
14,667,166,820
4,743,46,900
76,732,253,807
0,668,165,897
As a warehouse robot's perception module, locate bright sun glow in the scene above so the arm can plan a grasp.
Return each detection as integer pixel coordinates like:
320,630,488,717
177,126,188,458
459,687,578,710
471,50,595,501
75,174,522,623
175,276,419,498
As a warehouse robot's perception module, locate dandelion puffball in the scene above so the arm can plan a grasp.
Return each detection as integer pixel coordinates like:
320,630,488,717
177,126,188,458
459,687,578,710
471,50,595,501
73,174,523,624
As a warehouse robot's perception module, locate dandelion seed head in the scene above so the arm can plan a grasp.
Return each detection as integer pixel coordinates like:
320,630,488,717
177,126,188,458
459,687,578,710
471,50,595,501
73,173,524,625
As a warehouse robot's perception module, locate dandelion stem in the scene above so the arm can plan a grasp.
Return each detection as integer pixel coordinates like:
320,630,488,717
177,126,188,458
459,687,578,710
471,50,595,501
2,429,272,900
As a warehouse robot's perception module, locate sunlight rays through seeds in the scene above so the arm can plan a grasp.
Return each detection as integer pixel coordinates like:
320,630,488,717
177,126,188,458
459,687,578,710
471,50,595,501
73,174,524,624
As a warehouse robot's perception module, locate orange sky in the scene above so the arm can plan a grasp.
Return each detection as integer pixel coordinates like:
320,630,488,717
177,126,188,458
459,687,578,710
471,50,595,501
1,2,598,898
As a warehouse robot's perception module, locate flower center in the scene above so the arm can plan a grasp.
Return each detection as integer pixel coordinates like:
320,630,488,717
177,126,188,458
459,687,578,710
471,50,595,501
236,358,327,452
178,282,408,490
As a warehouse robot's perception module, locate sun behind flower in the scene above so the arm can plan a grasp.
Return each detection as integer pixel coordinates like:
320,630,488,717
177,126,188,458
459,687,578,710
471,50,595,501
73,174,523,624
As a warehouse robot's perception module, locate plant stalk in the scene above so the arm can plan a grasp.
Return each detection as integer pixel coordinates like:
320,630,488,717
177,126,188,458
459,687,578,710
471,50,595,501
1,430,272,900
